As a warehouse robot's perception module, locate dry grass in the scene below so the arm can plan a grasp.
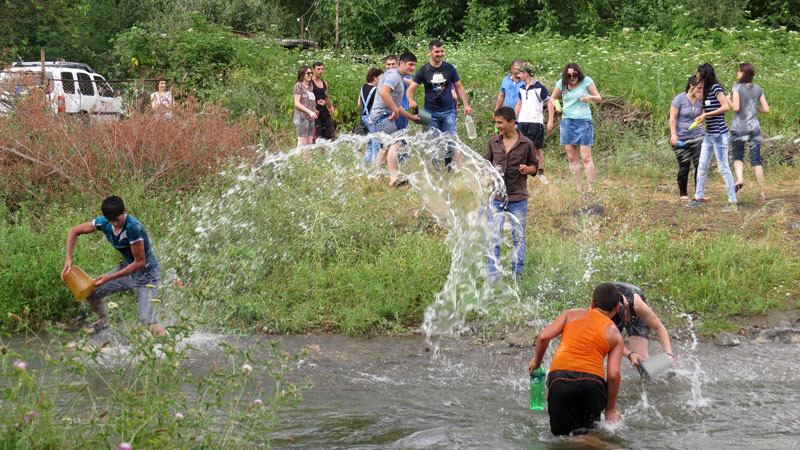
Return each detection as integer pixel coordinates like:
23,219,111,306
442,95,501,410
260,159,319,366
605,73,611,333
0,90,259,207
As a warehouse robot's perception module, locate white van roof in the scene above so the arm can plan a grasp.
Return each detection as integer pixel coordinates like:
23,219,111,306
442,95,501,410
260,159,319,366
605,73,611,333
11,61,95,73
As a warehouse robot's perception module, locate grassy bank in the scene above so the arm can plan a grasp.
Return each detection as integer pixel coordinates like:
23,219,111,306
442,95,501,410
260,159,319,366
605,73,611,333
2,28,799,336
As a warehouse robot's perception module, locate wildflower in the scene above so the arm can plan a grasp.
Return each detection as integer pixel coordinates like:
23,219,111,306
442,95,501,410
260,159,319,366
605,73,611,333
12,360,27,371
25,411,40,423
174,412,184,421
119,443,133,450
107,302,119,310
253,399,263,406
241,363,253,374
8,312,22,323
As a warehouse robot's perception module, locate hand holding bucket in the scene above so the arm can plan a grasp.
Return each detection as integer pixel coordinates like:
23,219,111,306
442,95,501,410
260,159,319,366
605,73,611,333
62,266,96,302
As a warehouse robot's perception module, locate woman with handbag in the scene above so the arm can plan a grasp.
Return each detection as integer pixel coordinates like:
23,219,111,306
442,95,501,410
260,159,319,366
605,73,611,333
359,67,383,165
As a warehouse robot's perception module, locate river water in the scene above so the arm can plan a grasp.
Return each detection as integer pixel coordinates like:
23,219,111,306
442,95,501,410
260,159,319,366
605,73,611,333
247,333,800,449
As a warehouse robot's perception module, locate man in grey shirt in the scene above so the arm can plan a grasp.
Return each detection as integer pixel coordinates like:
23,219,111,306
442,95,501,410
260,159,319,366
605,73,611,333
371,52,420,187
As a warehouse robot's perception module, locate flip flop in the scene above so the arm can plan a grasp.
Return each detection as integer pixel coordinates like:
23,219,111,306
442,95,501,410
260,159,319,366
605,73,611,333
390,178,409,187
679,196,690,203
735,182,744,192
83,322,109,334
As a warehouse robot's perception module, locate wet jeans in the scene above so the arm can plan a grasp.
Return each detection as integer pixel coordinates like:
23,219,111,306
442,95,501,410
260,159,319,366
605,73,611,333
361,114,380,165
694,132,736,203
488,199,527,278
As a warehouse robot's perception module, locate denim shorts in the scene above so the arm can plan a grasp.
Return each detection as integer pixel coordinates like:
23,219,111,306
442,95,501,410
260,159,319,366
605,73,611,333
731,130,762,166
560,118,594,146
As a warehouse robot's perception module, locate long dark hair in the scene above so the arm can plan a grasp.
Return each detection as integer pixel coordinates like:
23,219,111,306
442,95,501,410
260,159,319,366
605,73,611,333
296,65,311,84
696,62,719,100
560,62,585,92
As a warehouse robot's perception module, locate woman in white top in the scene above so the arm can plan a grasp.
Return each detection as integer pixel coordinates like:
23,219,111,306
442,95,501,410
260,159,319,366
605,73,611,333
150,76,173,118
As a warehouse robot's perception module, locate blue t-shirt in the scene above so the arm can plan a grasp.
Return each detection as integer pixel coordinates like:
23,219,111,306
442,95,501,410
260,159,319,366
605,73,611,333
499,75,525,109
412,61,461,113
555,75,594,120
703,83,729,135
94,214,159,276
396,75,411,130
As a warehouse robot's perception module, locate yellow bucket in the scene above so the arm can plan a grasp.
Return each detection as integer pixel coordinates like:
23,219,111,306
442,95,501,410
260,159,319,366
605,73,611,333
63,266,96,302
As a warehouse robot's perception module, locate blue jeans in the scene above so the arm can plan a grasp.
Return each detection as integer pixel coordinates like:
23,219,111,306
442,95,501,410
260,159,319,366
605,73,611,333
361,114,380,165
488,199,527,277
427,109,457,134
695,132,736,203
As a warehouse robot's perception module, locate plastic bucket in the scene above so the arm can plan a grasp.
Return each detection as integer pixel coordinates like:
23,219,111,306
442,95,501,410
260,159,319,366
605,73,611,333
417,109,432,126
640,353,674,381
63,266,95,302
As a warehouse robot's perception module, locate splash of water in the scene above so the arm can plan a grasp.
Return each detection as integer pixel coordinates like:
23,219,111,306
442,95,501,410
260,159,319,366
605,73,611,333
161,129,525,346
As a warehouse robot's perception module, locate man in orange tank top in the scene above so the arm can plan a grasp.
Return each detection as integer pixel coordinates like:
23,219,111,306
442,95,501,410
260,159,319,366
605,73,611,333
528,283,624,436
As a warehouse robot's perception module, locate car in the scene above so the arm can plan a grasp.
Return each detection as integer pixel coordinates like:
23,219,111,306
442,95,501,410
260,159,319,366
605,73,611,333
0,61,122,119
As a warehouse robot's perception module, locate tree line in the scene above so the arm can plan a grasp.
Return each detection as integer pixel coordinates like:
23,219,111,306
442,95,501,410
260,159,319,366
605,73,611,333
1,0,798,75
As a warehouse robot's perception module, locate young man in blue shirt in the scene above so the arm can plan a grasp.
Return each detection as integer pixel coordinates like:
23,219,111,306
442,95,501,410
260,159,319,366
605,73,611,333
61,196,166,336
494,60,525,113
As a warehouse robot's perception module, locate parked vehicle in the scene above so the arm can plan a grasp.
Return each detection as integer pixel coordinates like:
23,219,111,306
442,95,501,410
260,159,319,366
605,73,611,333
0,61,122,119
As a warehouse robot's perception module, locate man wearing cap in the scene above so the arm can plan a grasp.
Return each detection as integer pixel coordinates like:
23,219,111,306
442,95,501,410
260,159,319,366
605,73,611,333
495,60,525,113
515,63,554,183
371,52,420,187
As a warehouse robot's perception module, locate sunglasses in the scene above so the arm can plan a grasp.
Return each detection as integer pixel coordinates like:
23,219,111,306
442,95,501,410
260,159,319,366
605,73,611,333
305,72,312,75
567,73,578,79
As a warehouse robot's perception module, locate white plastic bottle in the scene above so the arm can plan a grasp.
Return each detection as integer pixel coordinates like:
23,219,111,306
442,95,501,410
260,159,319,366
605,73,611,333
464,114,477,139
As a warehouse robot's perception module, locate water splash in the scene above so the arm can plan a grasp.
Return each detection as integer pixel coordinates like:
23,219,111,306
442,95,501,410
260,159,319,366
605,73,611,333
161,129,525,346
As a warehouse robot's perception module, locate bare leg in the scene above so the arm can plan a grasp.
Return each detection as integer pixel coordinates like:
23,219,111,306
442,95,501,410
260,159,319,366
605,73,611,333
387,142,402,185
754,164,765,198
580,145,596,185
535,148,544,171
376,146,388,170
564,145,581,188
733,160,744,185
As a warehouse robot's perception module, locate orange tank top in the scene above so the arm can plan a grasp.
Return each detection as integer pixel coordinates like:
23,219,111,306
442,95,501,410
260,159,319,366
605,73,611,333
549,308,612,379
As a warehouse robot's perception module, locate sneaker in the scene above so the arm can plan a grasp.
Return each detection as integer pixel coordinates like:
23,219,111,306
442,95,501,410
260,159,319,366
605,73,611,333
722,203,738,212
686,199,704,207
538,174,549,184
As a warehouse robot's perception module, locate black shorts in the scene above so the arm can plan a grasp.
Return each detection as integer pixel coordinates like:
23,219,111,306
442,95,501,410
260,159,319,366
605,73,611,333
546,370,607,436
314,112,335,140
518,122,544,149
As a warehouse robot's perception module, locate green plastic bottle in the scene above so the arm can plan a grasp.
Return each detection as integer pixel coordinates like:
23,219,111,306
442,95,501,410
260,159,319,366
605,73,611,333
529,366,546,411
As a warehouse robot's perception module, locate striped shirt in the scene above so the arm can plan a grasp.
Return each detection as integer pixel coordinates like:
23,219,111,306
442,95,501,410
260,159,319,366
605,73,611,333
703,83,729,135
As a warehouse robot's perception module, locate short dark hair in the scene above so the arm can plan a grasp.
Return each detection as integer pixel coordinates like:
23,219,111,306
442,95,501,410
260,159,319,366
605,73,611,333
593,283,622,312
384,54,398,62
429,39,443,50
312,61,324,69
739,62,755,83
101,196,125,220
366,67,383,83
493,106,516,123
685,75,699,93
399,52,416,63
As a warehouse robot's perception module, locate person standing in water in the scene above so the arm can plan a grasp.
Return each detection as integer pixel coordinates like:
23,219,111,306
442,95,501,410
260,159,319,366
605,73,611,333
727,62,770,201
61,196,166,336
528,283,624,436
611,282,676,371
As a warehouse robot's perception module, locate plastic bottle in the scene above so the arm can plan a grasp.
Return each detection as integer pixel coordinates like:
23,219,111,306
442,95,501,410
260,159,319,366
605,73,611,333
676,140,686,147
465,114,477,139
529,366,546,411
688,120,700,130
553,99,562,113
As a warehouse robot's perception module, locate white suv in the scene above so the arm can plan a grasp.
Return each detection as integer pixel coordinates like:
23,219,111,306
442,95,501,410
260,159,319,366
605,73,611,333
0,61,122,119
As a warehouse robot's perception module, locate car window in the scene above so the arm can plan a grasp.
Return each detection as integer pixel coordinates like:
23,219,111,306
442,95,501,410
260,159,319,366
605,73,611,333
92,75,114,98
61,72,75,94
77,72,94,96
